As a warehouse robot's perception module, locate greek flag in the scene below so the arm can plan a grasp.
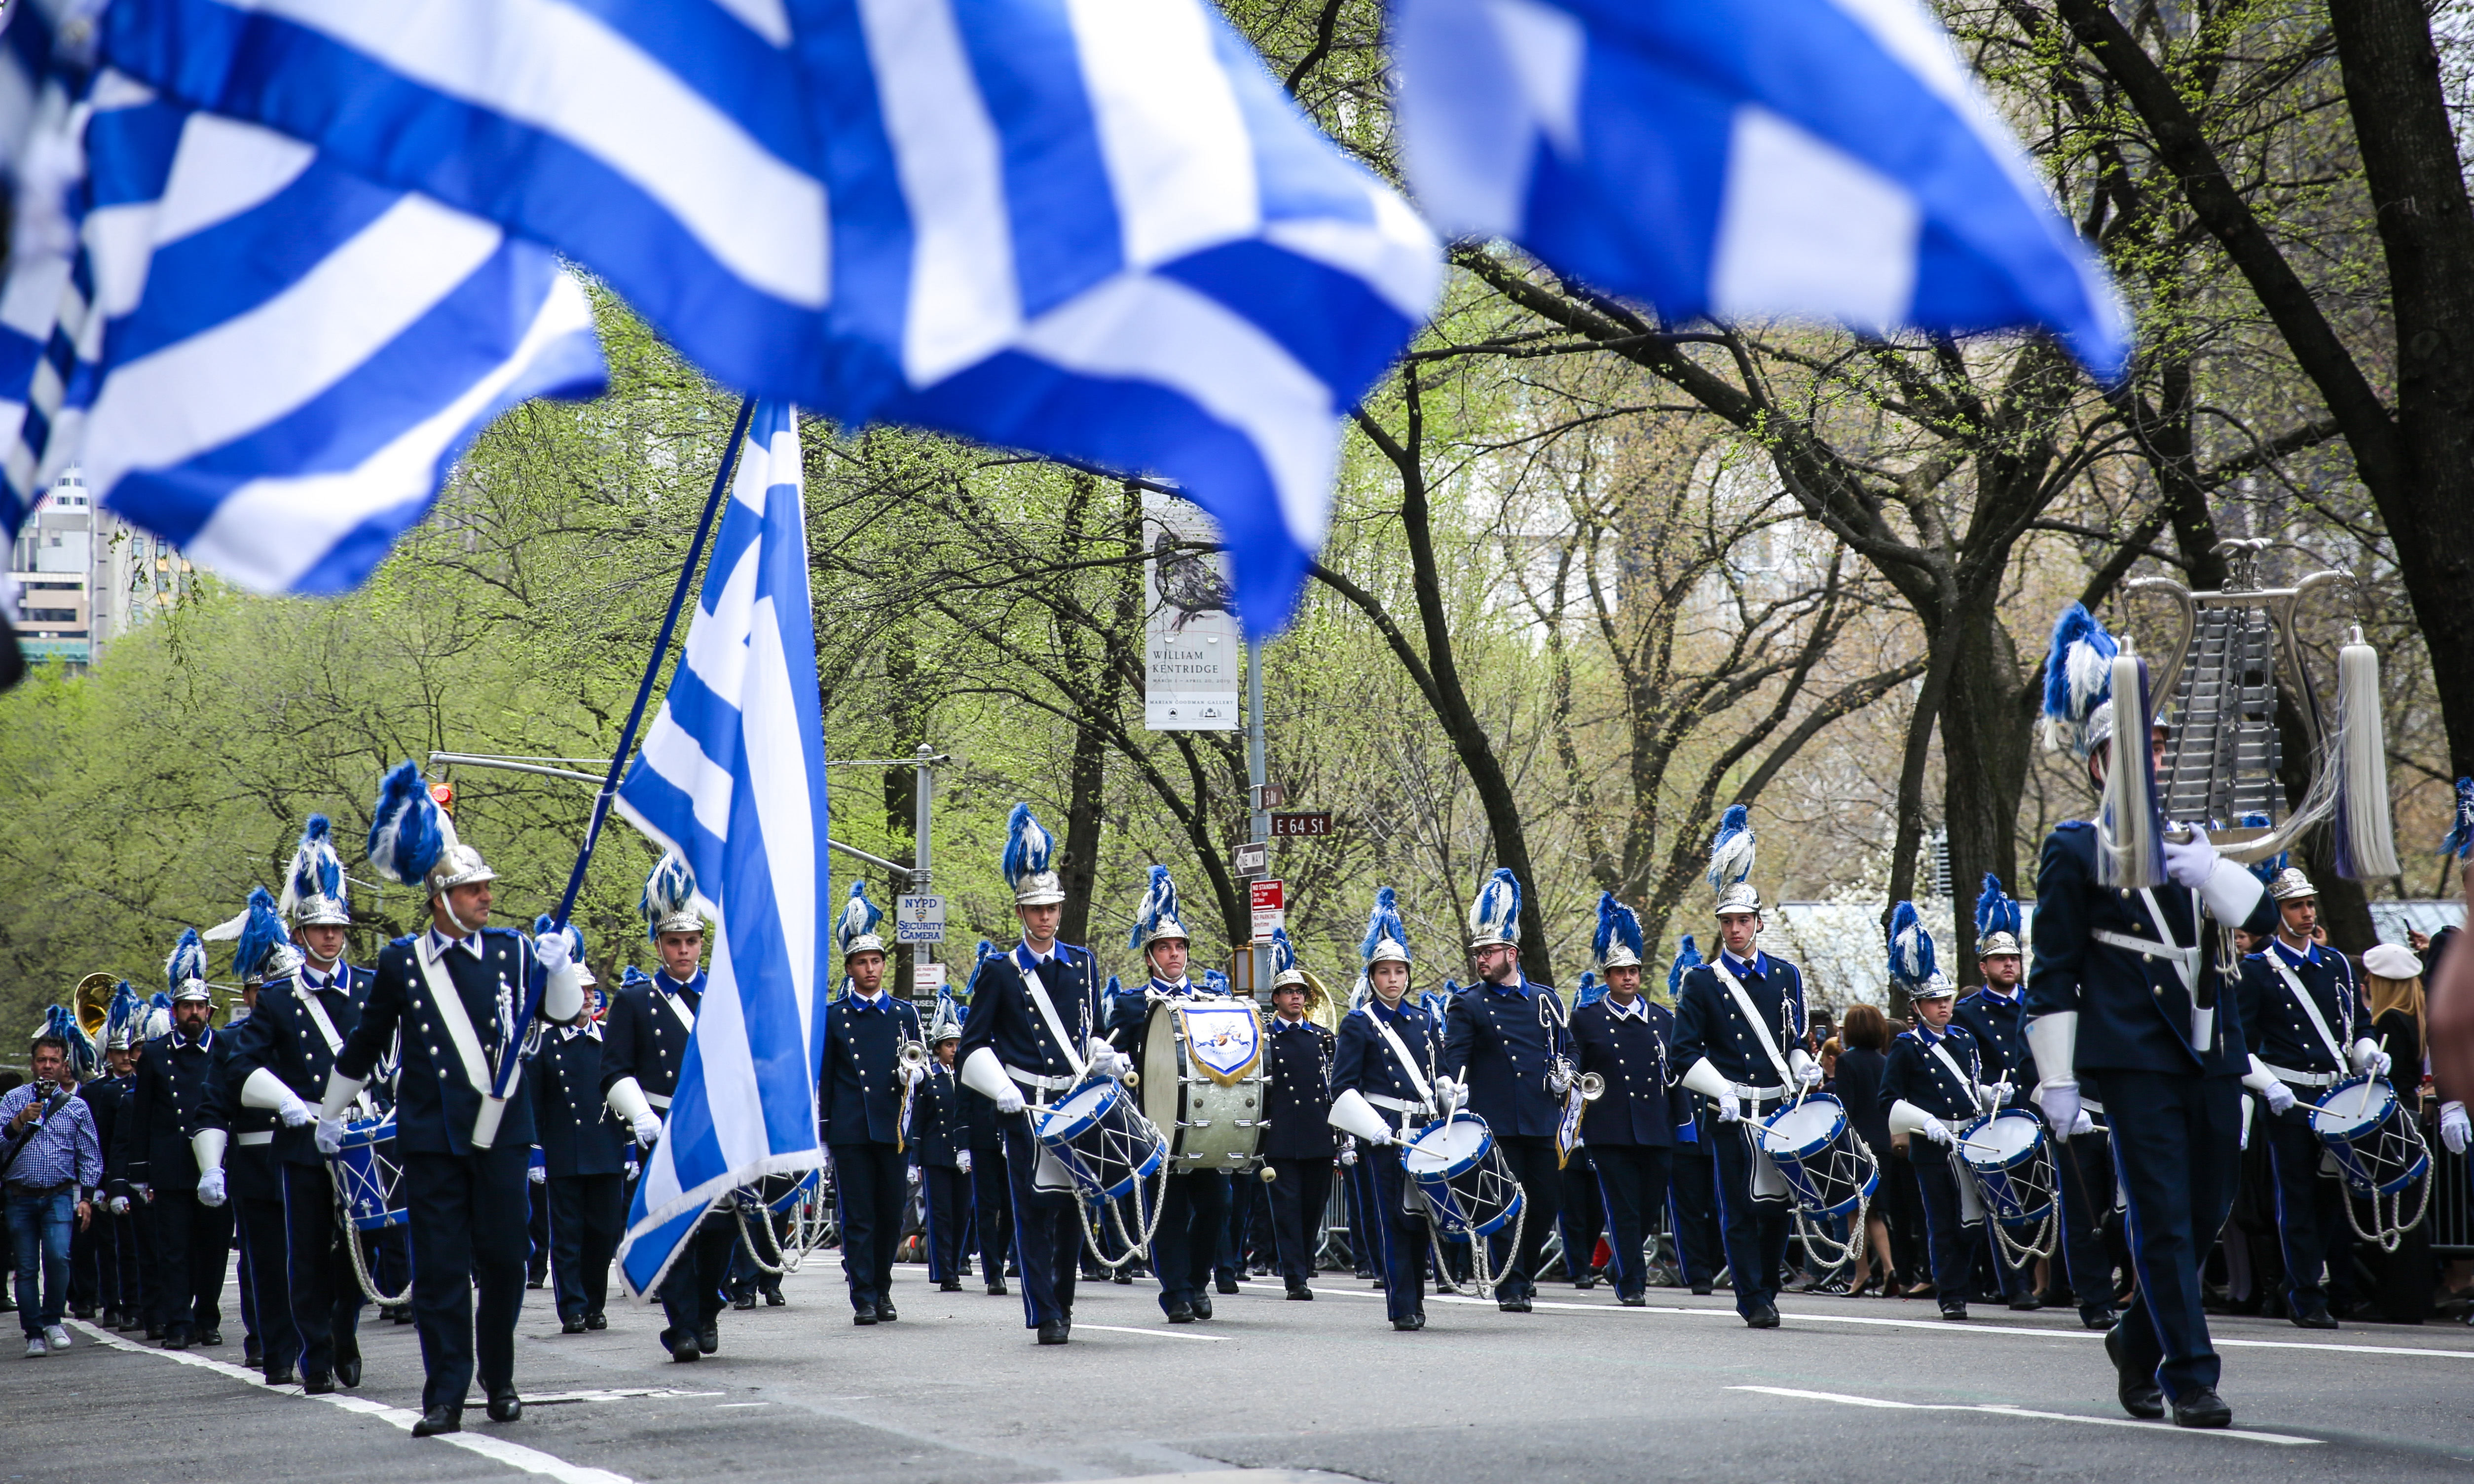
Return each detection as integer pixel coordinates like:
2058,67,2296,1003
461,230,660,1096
103,0,1440,631
612,402,833,1296
1390,0,2129,377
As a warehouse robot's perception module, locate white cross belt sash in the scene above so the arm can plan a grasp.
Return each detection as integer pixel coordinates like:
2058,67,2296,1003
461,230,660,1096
295,977,373,1120
2268,957,2352,1072
415,945,506,1149
1021,972,1088,1087
1710,961,1792,1200
662,990,696,1037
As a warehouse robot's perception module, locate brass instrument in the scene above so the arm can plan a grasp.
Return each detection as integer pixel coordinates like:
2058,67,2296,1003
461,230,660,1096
74,972,116,1042
894,1037,932,1153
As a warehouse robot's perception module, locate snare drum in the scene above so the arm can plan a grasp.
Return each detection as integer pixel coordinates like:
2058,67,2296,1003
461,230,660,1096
1033,1077,1166,1201
1957,1109,2055,1225
1754,1094,1879,1219
1139,997,1266,1174
1400,1113,1525,1239
329,1113,409,1233
2312,1074,2430,1197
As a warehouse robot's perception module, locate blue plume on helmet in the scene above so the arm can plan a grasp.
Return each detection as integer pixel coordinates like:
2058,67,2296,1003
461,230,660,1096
1129,864,1182,950
103,980,141,1049
2238,811,2289,883
1574,970,1604,1009
1593,891,1643,965
960,939,999,1011
366,760,445,887
2040,603,2118,757
532,914,585,961
165,928,207,995
1002,803,1054,890
42,1005,97,1079
280,814,347,917
1270,927,1300,977
620,965,654,991
641,852,699,943
1467,867,1521,944
1667,934,1701,998
1359,884,1410,964
836,880,884,953
1203,968,1232,996
232,887,294,983
1973,874,2021,942
1887,901,1936,988
1706,805,1755,891
2443,779,2474,860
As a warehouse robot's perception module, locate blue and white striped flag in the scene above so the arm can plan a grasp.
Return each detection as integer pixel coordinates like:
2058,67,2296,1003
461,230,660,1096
1390,0,2129,377
103,0,1440,632
612,401,833,1296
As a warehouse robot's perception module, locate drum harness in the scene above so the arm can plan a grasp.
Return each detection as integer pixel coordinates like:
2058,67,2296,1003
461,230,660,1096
1376,1006,1523,1302
2266,952,2429,1250
1710,961,1876,1272
297,981,412,1307
1024,974,1167,1271
1927,1033,2057,1265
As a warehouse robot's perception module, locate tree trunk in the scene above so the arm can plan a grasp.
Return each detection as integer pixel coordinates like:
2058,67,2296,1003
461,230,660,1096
1940,595,2032,972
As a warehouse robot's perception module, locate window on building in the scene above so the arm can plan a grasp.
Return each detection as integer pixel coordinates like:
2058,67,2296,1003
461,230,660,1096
23,608,79,623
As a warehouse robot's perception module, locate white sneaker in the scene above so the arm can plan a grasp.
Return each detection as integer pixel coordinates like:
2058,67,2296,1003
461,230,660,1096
42,1325,70,1351
23,1336,45,1358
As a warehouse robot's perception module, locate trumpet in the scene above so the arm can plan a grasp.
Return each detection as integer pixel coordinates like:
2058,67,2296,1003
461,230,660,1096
1577,1071,1606,1103
894,1037,932,1153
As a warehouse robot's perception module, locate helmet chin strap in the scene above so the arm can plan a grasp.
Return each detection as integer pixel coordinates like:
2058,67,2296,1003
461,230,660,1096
434,890,479,939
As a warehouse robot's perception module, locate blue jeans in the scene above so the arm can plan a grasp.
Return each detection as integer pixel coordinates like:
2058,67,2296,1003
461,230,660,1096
9,1188,75,1335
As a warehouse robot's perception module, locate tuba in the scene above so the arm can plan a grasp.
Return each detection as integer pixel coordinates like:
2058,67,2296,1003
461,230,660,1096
74,972,116,1043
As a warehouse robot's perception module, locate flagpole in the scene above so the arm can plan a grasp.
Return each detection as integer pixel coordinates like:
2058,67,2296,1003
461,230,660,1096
486,394,754,1100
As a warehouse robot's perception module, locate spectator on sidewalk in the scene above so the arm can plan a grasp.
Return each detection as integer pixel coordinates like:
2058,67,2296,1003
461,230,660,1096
2,1036,102,1356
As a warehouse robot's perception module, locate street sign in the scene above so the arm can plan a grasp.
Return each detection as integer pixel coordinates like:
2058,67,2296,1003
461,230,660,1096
913,962,946,995
1251,783,1286,810
1233,841,1269,878
1270,811,1332,838
896,893,946,944
1249,878,1285,942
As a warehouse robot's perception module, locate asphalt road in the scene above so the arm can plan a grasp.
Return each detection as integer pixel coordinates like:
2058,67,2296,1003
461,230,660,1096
6,1253,2472,1484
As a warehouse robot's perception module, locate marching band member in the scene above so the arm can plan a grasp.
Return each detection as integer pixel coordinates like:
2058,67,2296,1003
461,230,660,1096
956,804,1112,1345
224,891,301,1384
114,933,231,1352
909,1000,971,1293
1262,931,1337,1301
1671,807,1818,1329
957,941,1014,1297
229,820,375,1391
1106,866,1223,1323
1880,906,1991,1322
1329,888,1444,1331
78,994,140,1333
820,882,925,1326
2027,604,2275,1430
1952,878,2042,1314
2234,866,2376,1330
529,924,624,1336
316,763,583,1436
605,853,734,1365
1568,893,1687,1308
1440,868,1567,1312
1661,939,1723,1296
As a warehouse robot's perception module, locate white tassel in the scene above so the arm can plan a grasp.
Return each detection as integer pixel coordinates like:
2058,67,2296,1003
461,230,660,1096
2336,629,2400,879
2100,646,2164,889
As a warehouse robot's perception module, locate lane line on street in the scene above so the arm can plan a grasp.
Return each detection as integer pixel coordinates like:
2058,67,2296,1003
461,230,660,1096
1729,1384,2321,1445
68,1320,636,1484
1071,1323,1225,1341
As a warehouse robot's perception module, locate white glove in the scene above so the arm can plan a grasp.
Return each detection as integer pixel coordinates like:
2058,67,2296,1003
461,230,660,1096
536,930,585,1023
907,1165,922,1187
2068,1108,2094,1137
529,1163,547,1185
2441,1101,2471,1156
1788,1049,1823,1089
314,1116,346,1156
957,1150,973,1175
108,1196,129,1216
1984,1081,2014,1112
134,1182,152,1203
276,1091,316,1128
2161,826,2221,890
1715,1097,1743,1124
631,1112,664,1146
2350,1038,2393,1078
535,929,571,975
1435,1076,1464,1116
2035,1080,2082,1141
2164,828,2268,924
1917,1113,1954,1147
993,1083,1026,1117
625,1158,640,1181
1339,1144,1358,1167
195,1168,227,1207
2258,1079,2297,1116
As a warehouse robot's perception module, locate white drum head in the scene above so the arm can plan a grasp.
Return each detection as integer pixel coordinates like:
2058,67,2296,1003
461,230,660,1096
2316,1078,2392,1139
1759,1098,1843,1158
1962,1110,2041,1170
1048,1080,1112,1126
1403,1119,1487,1176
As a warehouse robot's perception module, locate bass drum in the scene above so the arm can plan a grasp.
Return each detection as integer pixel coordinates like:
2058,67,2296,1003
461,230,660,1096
1139,995,1266,1175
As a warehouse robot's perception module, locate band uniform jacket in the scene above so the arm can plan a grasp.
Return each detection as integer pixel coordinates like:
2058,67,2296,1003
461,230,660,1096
77,1074,128,1192
113,1027,228,1196
906,1062,965,1170
818,992,923,1147
1569,998,1686,1147
1331,997,1443,1138
226,964,371,1168
334,928,538,1157
2026,821,2269,1079
1260,1016,1336,1161
600,969,704,1110
954,943,1100,1104
1442,976,1568,1140
1881,1022,1989,1125
1671,950,1810,1096
218,1011,284,1201
1952,986,2030,1101
2234,940,2361,1084
532,1024,627,1179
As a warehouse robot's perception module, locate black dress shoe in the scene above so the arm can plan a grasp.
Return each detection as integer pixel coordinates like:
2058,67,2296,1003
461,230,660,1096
1216,1275,1240,1295
561,1316,587,1335
1574,1275,1595,1290
2172,1386,2232,1429
1286,1285,1313,1301
265,1366,298,1387
696,1323,719,1354
1620,1294,1647,1307
986,1282,1009,1297
1111,1269,1133,1285
664,1328,702,1361
1036,1318,1070,1344
852,1303,880,1326
1745,1304,1781,1329
335,1354,362,1389
1167,1302,1198,1323
2104,1325,2165,1419
1691,1283,1714,1297
2290,1306,2338,1330
2080,1305,2115,1332
876,1301,898,1323
302,1373,335,1395
940,1278,963,1292
1393,1316,1421,1331
2008,1294,2044,1311
527,1274,547,1290
486,1387,522,1423
732,1293,757,1311
1190,1296,1212,1320
764,1289,786,1306
199,1330,223,1347
1941,1303,1969,1322
586,1311,607,1330
393,1306,414,1325
1499,1296,1532,1313
411,1408,462,1438
146,1323,164,1340
161,1333,189,1351
244,1337,263,1367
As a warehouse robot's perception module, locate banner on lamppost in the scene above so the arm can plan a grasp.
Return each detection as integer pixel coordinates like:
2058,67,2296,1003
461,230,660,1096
1143,490,1240,731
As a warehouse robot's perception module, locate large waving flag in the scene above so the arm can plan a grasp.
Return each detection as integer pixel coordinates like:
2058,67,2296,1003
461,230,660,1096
100,0,1442,633
1389,0,2129,377
612,402,832,1296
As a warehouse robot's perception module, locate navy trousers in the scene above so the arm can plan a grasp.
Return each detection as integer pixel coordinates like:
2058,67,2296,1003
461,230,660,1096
2087,1070,2240,1403
234,1186,295,1370
1151,1169,1229,1314
280,1162,364,1380
400,1147,528,1413
656,1207,737,1344
920,1165,968,1281
2052,1127,2117,1309
1707,1116,1791,1317
1365,1148,1428,1323
1482,1135,1563,1301
1666,1146,1722,1287
150,1189,232,1339
832,1143,907,1309
546,1172,622,1323
1265,1157,1332,1288
1910,1151,1979,1303
1346,1156,1384,1278
1590,1145,1671,1300
967,1142,1014,1282
997,1119,1080,1328
2261,1108,2351,1316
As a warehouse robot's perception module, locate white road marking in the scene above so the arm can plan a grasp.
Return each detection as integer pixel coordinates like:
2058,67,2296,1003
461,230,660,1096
717,1402,772,1408
1069,1323,1225,1341
1731,1384,2322,1445
68,1320,636,1483
526,1387,724,1405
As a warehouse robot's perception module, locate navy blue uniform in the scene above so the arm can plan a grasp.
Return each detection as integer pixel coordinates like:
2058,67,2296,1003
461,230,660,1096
1442,976,1568,1301
113,1026,231,1343
1952,984,2041,1303
819,989,923,1313
219,1011,294,1374
1671,948,1809,1318
1882,1021,1990,1306
954,941,1100,1330
1261,1014,1335,1291
1569,995,1685,1300
601,969,735,1352
335,929,538,1414
2028,821,2272,1403
531,1023,625,1326
1333,997,1445,1323
2234,939,2362,1320
71,1074,134,1321
906,1059,969,1284
958,1060,1013,1291
1107,980,1231,1316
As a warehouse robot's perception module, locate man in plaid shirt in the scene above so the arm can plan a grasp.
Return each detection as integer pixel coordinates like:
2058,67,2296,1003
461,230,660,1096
2,1035,102,1357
